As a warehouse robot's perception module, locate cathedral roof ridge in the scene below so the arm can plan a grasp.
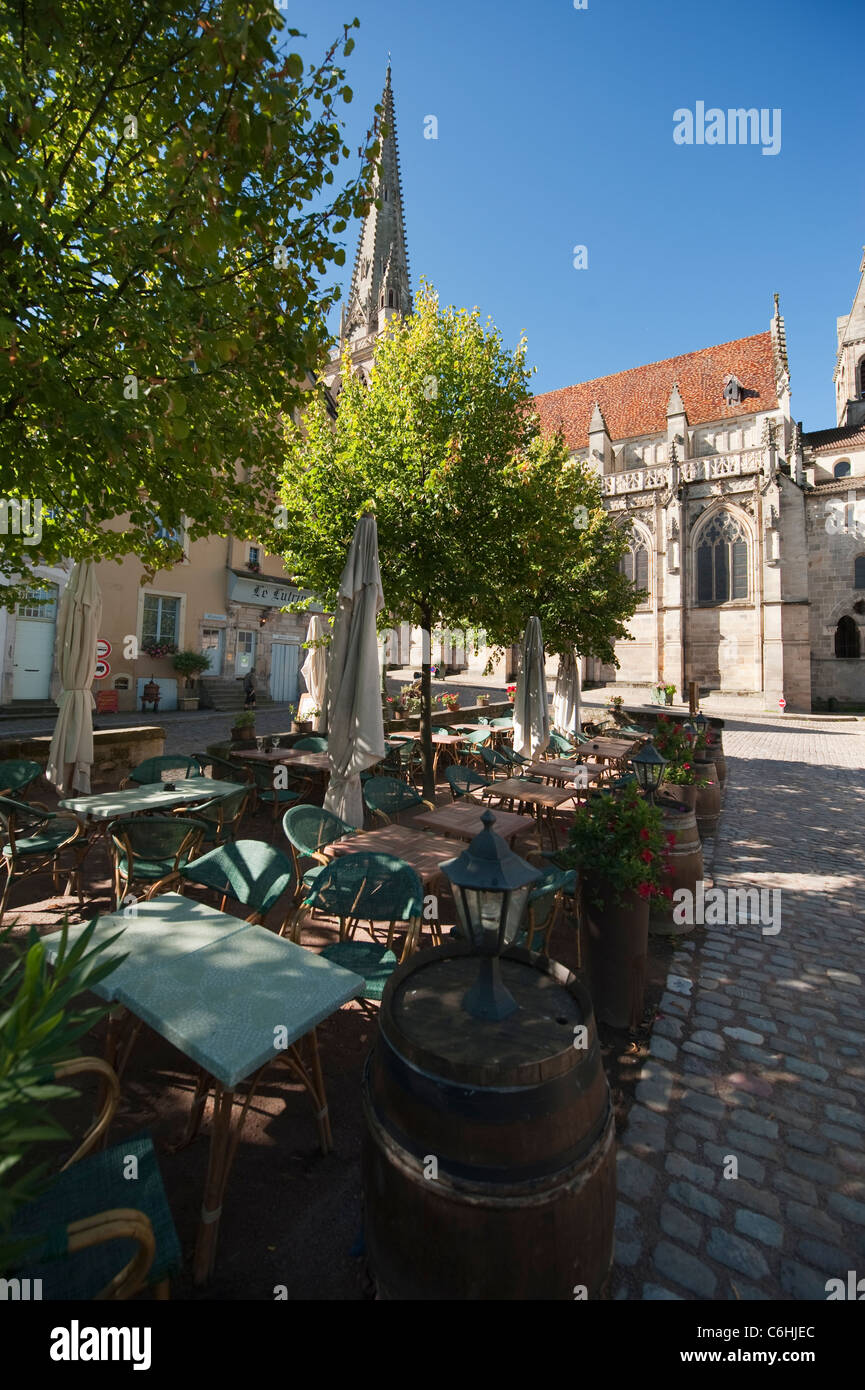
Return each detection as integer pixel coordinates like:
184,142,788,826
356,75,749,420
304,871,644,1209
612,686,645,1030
533,330,777,450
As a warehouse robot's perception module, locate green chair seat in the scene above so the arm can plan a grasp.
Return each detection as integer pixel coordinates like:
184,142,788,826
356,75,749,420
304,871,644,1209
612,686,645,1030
10,1132,180,1299
115,851,196,881
319,941,399,1002
258,788,301,806
2,825,79,857
301,863,329,890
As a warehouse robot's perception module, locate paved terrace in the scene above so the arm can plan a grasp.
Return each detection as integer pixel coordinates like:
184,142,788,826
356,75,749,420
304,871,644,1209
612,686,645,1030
613,713,865,1300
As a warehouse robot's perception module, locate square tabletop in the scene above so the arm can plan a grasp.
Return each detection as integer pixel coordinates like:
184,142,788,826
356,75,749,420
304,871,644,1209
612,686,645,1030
387,732,462,747
110,925,363,1088
42,894,363,1089
584,737,637,761
239,749,330,771
59,778,243,820
525,757,602,779
487,778,580,809
411,801,535,843
326,824,462,885
41,894,252,1001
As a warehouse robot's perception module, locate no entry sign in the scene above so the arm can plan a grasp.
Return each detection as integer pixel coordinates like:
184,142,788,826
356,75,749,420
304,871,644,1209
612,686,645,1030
778,696,787,711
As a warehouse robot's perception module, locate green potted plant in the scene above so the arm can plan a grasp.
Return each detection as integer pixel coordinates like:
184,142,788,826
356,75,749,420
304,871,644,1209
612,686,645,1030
172,651,211,711
230,708,256,746
477,693,490,708
562,784,671,1030
1,919,121,1275
664,683,676,706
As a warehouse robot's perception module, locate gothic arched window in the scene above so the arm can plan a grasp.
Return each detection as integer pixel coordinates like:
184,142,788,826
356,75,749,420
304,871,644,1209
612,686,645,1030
620,540,650,604
388,290,395,308
835,615,860,658
696,511,749,604
858,357,865,400
855,556,865,589
834,459,852,479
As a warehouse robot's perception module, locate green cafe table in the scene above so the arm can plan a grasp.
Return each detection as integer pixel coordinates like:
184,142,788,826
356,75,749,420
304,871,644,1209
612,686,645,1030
43,895,363,1283
59,778,243,822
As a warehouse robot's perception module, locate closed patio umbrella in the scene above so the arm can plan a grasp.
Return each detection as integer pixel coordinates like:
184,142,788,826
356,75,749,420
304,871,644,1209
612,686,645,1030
552,650,582,739
513,615,550,760
46,561,102,796
299,613,329,732
323,515,386,828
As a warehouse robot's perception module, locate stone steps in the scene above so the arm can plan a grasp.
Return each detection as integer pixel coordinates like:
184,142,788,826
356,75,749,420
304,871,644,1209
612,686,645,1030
199,679,278,713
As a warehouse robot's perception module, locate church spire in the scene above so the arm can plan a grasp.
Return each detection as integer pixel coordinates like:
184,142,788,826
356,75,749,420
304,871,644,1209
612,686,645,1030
341,63,412,348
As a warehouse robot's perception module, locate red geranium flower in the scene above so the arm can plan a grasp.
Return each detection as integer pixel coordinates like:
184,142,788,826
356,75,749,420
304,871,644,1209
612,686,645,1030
663,886,673,899
636,882,653,899
639,828,650,841
666,833,676,847
640,849,654,863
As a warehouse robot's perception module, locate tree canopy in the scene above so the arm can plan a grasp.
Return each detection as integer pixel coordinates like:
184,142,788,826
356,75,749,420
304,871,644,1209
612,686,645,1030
276,283,639,793
0,0,376,595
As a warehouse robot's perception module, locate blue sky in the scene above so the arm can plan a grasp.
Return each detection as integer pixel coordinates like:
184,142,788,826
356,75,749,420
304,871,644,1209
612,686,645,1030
294,0,863,430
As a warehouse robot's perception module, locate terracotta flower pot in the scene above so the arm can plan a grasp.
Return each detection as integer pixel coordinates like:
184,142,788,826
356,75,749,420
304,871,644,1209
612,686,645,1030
582,880,650,1030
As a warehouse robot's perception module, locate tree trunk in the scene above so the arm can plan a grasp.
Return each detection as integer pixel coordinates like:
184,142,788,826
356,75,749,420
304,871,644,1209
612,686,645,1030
419,601,435,802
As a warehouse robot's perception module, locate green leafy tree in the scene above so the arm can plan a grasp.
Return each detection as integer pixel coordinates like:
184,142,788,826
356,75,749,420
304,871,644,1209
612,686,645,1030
276,283,640,796
0,0,377,597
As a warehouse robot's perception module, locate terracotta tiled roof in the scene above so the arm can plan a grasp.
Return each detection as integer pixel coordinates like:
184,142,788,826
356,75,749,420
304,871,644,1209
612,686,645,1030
803,423,865,453
532,332,778,449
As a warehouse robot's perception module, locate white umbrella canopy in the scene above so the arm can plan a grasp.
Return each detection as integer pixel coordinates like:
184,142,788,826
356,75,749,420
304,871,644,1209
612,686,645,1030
512,615,551,759
46,561,102,796
323,515,386,828
552,650,582,739
299,613,329,732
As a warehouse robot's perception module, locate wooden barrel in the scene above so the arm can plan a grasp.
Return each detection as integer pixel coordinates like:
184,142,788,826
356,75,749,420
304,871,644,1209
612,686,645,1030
650,798,704,936
706,740,726,785
693,759,721,837
362,943,616,1301
582,880,649,1030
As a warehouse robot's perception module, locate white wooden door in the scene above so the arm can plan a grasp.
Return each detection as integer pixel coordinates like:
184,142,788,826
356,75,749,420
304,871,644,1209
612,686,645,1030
269,641,299,705
12,586,58,699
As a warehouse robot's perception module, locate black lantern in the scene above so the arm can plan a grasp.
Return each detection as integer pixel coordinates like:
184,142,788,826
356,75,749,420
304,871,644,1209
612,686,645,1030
632,735,667,803
694,712,708,737
441,809,543,1021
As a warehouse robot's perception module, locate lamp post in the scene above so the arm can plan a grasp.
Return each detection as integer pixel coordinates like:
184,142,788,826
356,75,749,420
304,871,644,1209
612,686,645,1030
441,809,543,1021
632,735,667,805
694,711,708,738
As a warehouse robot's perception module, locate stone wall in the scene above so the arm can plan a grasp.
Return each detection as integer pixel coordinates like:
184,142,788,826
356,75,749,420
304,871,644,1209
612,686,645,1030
806,483,865,704
0,725,165,786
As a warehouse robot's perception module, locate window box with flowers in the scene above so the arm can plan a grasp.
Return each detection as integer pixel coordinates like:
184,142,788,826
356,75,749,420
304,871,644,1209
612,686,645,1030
141,640,178,660
506,684,517,704
562,784,670,1030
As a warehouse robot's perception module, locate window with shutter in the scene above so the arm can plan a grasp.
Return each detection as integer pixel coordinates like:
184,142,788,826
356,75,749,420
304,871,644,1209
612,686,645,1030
855,555,865,590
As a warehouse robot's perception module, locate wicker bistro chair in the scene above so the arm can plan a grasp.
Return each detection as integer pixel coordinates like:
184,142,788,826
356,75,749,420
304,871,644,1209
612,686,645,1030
193,751,252,785
9,1057,180,1300
456,727,493,771
296,853,425,1009
247,762,311,837
362,776,433,827
282,805,356,913
149,839,296,937
381,738,421,784
0,758,44,800
119,755,201,790
445,766,492,801
0,796,88,924
108,816,204,910
480,745,519,780
489,717,514,730
518,865,577,955
292,735,328,752
183,784,250,847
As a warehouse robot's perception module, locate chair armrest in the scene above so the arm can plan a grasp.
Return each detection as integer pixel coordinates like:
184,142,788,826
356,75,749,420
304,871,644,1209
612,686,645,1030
26,799,57,819
67,1208,156,1300
55,1057,121,1168
144,871,182,899
420,799,435,812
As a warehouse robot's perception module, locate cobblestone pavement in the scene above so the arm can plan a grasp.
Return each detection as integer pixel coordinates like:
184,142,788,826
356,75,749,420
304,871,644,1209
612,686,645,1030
613,715,865,1301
